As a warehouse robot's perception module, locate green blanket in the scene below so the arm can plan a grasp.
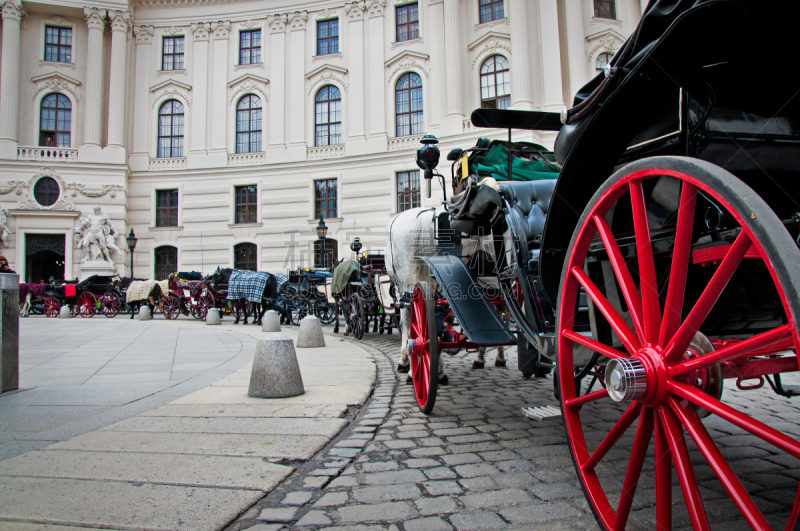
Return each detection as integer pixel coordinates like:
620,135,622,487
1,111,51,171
331,259,359,296
472,140,560,181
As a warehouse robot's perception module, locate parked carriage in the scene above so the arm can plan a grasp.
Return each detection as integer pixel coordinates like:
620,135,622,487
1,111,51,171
165,273,240,321
397,2,800,529
279,269,336,325
43,275,121,318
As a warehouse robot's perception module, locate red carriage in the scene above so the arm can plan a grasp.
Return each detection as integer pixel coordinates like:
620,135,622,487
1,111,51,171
42,275,121,318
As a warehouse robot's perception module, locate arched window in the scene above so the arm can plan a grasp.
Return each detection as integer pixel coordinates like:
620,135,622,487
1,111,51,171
480,55,510,109
396,73,423,137
314,238,337,269
154,246,177,281
595,52,613,76
40,93,71,147
234,242,257,271
236,95,262,153
157,100,184,158
315,86,342,147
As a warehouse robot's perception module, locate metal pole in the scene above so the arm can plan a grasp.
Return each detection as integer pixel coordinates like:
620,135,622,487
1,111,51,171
319,236,325,269
130,250,134,279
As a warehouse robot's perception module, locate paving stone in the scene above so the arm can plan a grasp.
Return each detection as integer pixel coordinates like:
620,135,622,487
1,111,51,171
418,437,446,446
247,525,286,531
459,476,500,492
500,502,582,525
303,476,328,489
353,483,421,503
415,496,458,515
461,488,533,509
424,467,457,480
410,447,446,457
281,491,312,506
449,511,508,531
441,453,481,466
423,480,464,496
397,430,431,439
328,476,359,488
362,469,427,485
314,492,349,507
363,461,400,472
385,439,416,449
295,510,332,526
455,462,500,478
257,507,297,523
529,482,583,501
337,501,416,523
404,517,454,531
434,427,478,437
447,433,495,444
405,458,441,468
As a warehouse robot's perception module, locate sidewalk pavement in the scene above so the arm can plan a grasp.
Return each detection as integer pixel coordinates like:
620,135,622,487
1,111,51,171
0,316,376,531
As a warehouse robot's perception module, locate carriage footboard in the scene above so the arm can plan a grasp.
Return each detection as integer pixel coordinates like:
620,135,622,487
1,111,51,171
420,255,515,346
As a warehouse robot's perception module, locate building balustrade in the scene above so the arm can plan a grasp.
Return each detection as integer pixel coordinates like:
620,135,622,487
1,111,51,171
228,152,266,166
17,146,78,161
306,145,344,160
149,157,187,170
388,135,423,151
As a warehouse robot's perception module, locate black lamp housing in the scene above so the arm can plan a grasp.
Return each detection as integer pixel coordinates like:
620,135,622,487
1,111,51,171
350,237,362,254
315,216,328,240
126,228,138,251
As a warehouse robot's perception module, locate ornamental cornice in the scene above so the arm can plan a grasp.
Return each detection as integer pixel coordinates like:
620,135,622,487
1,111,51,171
211,20,231,39
0,168,124,212
109,10,132,32
586,29,625,62
288,11,308,31
344,2,365,21
46,14,70,26
384,51,430,83
191,22,211,40
228,73,270,104
84,8,106,30
241,19,258,29
134,25,155,44
31,72,82,103
366,0,386,17
1,1,26,22
149,79,193,109
468,33,512,68
163,25,182,35
319,7,342,20
267,14,287,33
306,65,348,97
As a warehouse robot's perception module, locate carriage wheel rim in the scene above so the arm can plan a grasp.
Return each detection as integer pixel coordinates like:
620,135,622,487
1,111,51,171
557,163,800,531
410,284,434,409
78,293,96,318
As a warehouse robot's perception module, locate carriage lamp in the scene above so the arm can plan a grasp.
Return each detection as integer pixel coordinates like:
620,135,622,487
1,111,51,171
605,358,647,402
126,228,138,278
315,216,328,269
416,135,440,199
350,237,362,255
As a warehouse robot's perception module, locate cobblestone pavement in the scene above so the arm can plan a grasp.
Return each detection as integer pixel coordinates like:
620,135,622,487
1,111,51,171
227,333,800,531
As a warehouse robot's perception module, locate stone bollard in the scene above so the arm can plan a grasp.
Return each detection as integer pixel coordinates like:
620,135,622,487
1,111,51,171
0,273,19,393
248,333,304,398
262,310,281,332
297,315,325,348
138,306,152,321
58,305,72,319
206,308,221,325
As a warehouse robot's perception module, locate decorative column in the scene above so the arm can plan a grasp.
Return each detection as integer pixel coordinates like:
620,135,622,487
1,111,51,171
209,21,231,164
366,0,386,144
189,23,211,164
563,0,587,104
0,0,25,158
267,15,287,151
287,11,308,155
443,0,465,128
345,2,366,148
508,0,533,109
107,10,132,150
428,0,446,130
82,8,106,149
130,25,154,170
538,0,564,112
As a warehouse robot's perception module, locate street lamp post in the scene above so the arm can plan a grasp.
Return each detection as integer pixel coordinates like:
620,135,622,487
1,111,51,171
126,228,138,279
315,216,328,269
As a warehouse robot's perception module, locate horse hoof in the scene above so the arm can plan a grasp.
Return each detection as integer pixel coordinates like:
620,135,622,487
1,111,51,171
397,363,410,373
438,374,449,385
472,361,485,369
406,375,413,384
495,360,507,367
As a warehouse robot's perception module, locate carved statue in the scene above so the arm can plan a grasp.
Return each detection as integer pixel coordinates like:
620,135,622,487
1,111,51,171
0,205,10,248
74,205,121,263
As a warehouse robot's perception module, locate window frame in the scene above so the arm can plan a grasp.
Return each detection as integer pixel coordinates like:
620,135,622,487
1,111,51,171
396,170,421,213
315,85,342,147
236,94,263,154
234,184,259,225
314,179,338,219
595,52,614,76
239,29,262,65
33,177,61,207
233,242,258,271
396,3,420,43
162,36,185,71
154,246,178,281
395,72,424,138
478,0,504,24
44,26,72,63
39,93,72,148
157,100,185,159
593,0,616,20
480,55,511,110
316,19,339,56
156,189,179,228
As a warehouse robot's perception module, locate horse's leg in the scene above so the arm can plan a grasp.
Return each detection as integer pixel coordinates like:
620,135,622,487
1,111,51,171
333,297,340,334
495,345,506,367
372,312,378,333
398,307,410,372
473,348,486,369
130,301,136,319
438,356,449,385
21,292,32,317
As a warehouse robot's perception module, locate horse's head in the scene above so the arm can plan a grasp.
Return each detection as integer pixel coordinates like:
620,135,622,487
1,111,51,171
211,268,233,285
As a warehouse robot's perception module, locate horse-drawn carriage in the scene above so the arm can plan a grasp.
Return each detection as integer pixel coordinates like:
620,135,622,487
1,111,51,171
42,275,121,318
279,269,335,325
390,1,800,528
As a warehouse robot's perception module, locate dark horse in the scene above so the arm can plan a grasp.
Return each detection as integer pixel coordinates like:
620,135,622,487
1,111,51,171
210,268,287,325
120,277,170,319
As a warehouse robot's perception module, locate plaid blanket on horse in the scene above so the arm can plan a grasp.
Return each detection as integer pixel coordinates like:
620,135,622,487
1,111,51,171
275,273,288,291
228,270,271,303
126,280,169,302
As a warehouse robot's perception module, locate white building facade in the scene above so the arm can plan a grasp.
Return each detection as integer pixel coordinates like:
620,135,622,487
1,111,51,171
0,0,644,282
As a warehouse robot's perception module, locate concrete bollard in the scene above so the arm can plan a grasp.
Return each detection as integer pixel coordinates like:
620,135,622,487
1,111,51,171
58,305,72,319
296,315,325,348
138,306,152,321
262,310,281,332
0,274,19,393
206,308,221,325
248,333,305,398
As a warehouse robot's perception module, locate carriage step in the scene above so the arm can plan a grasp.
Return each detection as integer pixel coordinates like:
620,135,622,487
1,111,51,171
521,405,561,421
778,384,800,397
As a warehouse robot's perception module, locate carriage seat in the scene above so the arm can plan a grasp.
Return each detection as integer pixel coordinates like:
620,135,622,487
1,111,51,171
498,180,557,253
177,280,202,290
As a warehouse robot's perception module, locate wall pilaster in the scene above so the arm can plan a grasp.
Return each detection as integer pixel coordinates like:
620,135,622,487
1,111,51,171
538,0,564,112
129,25,154,171
208,21,230,165
0,1,26,159
81,8,107,151
366,0,387,145
508,0,533,110
188,23,211,167
287,11,308,157
106,10,132,158
267,15,287,156
345,2,366,149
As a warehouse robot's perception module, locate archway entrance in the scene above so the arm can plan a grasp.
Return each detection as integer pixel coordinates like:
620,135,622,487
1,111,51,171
26,234,65,283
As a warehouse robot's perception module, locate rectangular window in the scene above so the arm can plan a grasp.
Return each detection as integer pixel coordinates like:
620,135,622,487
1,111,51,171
239,29,262,65
315,179,337,219
479,0,504,24
593,0,616,19
396,3,419,42
162,36,185,71
397,171,421,213
156,189,179,227
45,26,72,63
317,19,339,56
235,185,258,224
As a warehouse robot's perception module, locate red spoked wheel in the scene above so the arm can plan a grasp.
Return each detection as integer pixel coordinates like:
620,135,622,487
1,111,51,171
409,282,439,414
100,293,120,318
162,296,180,320
198,292,214,321
557,156,800,531
77,293,97,318
43,298,60,318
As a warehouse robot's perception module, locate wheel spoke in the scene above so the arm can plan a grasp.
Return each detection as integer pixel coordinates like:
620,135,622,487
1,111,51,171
668,397,771,530
669,381,800,458
630,181,662,344
664,230,752,363
593,214,646,342
657,406,711,531
581,402,641,472
565,388,610,409
614,408,654,531
654,416,672,531
671,324,793,377
571,266,641,355
660,182,697,346
562,329,628,360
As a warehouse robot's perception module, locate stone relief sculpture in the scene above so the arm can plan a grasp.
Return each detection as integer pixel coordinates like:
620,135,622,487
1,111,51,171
74,206,122,264
0,205,10,248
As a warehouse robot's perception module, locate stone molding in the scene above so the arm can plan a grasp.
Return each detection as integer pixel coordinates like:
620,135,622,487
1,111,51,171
344,2,365,21
385,50,430,83
306,64,348,97
31,72,82,103
163,26,182,35
0,168,124,212
241,19,258,28
211,20,230,39
288,11,308,31
366,0,386,17
109,10,132,33
134,25,155,44
586,29,625,63
468,31,512,68
228,73,270,104
1,1,26,22
150,79,193,110
267,14,287,33
191,22,211,40
83,8,106,31
319,7,342,20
